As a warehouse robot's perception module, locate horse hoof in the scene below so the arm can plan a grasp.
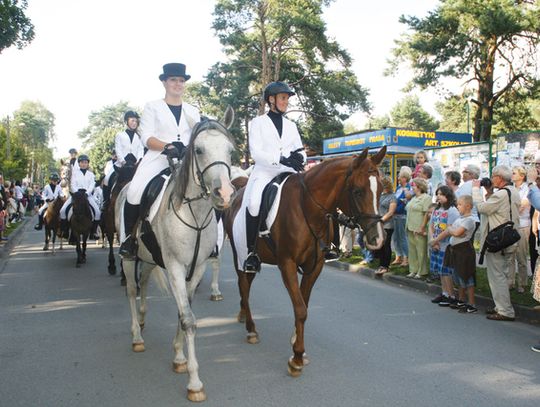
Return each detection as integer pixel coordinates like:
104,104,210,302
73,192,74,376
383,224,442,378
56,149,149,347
139,322,145,331
210,294,223,301
120,278,127,286
237,311,246,323
246,333,259,344
187,388,206,402
172,361,188,374
287,357,303,378
108,266,117,276
132,342,145,352
42,246,48,251
303,353,310,366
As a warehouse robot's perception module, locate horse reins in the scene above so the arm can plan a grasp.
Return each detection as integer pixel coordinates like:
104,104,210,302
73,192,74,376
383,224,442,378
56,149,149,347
166,119,233,281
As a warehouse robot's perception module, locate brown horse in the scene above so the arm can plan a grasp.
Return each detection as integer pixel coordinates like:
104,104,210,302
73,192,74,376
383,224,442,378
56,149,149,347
223,146,386,377
70,190,93,268
43,196,66,252
102,163,137,276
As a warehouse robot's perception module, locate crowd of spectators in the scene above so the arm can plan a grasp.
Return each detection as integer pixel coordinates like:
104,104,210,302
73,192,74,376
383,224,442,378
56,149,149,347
338,151,540,353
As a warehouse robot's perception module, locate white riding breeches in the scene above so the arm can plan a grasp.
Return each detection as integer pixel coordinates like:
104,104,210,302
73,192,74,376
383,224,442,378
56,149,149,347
38,202,49,216
243,168,293,216
103,165,115,187
60,195,101,220
126,152,169,205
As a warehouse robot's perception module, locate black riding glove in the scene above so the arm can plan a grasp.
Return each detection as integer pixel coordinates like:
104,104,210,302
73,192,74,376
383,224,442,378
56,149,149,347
280,155,304,172
290,151,304,165
162,142,187,160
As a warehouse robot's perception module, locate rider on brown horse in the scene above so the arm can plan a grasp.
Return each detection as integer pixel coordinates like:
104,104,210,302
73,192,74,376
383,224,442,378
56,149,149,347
242,81,312,273
34,173,64,230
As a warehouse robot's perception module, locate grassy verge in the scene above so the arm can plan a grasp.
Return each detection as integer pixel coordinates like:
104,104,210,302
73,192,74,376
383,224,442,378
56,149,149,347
2,218,25,238
340,247,538,307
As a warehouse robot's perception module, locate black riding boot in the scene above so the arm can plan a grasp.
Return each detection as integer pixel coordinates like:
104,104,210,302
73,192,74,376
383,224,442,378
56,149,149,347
323,216,340,261
243,210,261,273
119,202,140,258
102,185,110,209
60,219,69,238
34,213,44,230
91,220,100,240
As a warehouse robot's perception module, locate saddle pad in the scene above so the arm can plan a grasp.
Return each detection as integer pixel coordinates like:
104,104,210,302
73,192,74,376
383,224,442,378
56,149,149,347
232,175,290,270
147,175,171,223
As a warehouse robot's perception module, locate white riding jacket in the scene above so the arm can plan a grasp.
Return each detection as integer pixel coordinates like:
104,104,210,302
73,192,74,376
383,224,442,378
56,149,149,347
244,113,306,216
42,184,64,201
126,100,201,205
114,130,144,167
71,169,96,195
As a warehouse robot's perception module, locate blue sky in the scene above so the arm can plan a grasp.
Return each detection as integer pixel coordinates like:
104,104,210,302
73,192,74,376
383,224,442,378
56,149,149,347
0,0,455,157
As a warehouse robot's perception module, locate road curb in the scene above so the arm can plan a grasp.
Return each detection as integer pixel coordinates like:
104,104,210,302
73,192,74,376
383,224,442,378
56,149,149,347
0,217,32,260
327,260,540,325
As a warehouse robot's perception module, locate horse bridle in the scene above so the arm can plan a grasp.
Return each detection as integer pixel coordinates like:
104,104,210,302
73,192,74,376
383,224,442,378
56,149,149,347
301,162,383,234
167,118,233,281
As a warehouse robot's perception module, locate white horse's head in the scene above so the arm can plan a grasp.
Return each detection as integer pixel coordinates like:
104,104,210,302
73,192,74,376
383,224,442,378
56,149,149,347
184,106,236,210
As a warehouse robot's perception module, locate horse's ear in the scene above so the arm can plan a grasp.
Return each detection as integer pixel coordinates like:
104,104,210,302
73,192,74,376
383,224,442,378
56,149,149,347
353,148,369,168
185,112,198,129
370,145,387,166
60,158,65,166
222,106,235,129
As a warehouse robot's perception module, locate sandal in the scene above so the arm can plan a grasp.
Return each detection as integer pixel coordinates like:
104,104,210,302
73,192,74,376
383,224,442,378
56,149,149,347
375,266,388,276
391,257,402,265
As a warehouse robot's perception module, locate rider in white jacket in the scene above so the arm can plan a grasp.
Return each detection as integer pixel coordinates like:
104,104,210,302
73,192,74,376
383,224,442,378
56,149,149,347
60,155,101,239
119,63,200,258
102,111,145,206
34,173,64,230
242,81,306,272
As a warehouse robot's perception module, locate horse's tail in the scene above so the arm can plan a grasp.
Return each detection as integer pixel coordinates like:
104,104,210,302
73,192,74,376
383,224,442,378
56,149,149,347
150,267,171,296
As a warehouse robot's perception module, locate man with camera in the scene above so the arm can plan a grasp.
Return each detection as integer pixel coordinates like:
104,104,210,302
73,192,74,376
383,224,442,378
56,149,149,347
472,165,520,321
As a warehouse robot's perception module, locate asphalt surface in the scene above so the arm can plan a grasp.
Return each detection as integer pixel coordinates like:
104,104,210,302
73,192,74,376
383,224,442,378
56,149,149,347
1,221,540,407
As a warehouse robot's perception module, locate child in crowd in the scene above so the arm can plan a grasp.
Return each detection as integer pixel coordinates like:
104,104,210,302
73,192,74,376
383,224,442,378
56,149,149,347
428,185,460,306
443,195,478,313
412,150,428,178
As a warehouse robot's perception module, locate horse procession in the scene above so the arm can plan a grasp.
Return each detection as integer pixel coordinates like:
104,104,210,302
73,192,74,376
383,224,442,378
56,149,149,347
20,64,387,403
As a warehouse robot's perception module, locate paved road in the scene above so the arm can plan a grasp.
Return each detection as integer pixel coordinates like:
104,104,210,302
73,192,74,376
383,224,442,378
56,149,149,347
1,222,540,407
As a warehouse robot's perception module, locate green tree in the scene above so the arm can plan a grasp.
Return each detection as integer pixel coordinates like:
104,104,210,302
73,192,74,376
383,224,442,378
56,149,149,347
0,0,34,53
367,115,391,130
79,101,139,176
0,125,28,181
435,95,470,133
387,0,540,141
492,87,540,134
210,0,370,159
389,95,439,130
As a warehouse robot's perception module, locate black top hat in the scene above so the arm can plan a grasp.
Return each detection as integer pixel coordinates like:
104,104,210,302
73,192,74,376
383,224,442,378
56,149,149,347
159,63,191,81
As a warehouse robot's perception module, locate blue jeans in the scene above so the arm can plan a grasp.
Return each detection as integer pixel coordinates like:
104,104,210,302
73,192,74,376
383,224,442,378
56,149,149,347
357,231,374,262
392,215,408,257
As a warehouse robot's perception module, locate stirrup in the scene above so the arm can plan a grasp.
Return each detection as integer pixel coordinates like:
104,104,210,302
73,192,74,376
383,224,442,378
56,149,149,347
243,252,261,273
323,245,340,262
119,235,137,259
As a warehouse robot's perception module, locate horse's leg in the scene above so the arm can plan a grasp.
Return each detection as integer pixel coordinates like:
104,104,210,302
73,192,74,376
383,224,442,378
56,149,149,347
168,262,205,402
137,262,154,331
82,234,87,263
107,231,116,275
51,227,56,254
279,258,308,377
236,270,259,344
124,258,144,352
293,261,324,366
209,257,223,301
76,238,82,268
43,227,49,251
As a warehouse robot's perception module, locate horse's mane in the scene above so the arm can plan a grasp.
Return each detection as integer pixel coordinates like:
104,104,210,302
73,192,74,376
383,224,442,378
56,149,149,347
172,118,234,205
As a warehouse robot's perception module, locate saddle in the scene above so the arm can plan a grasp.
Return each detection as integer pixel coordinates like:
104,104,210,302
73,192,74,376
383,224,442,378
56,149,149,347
258,172,290,234
138,168,172,269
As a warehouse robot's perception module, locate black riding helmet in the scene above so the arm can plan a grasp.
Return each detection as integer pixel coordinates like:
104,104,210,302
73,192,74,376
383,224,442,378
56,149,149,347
263,81,295,104
49,173,60,181
124,110,140,122
78,154,90,163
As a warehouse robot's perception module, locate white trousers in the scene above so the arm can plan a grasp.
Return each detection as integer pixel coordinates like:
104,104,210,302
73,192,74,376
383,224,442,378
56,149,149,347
126,153,168,205
103,165,116,187
60,195,101,221
38,202,49,216
243,168,292,216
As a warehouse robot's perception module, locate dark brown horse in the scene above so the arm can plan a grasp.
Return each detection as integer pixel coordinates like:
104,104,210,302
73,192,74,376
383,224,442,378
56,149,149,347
102,163,137,276
43,196,66,252
70,190,93,268
223,146,386,377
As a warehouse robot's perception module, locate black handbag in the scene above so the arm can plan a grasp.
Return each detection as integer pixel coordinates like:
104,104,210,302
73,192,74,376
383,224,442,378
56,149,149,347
479,188,521,264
